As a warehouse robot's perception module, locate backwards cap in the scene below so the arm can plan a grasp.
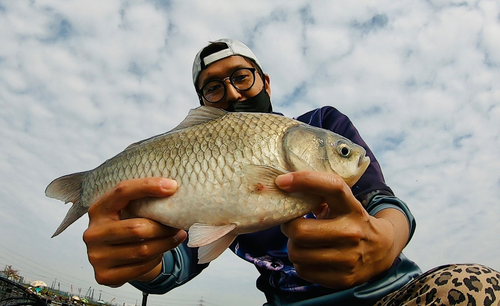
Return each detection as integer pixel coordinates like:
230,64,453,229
192,38,263,87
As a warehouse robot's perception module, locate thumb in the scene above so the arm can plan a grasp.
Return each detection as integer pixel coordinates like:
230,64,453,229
276,171,358,218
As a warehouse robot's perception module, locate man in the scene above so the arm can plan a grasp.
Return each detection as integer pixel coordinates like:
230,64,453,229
83,39,499,305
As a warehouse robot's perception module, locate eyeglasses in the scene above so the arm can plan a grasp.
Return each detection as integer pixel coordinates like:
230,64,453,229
199,68,257,103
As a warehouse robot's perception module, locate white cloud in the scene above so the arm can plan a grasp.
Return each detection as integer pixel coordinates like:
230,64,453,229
1,0,500,305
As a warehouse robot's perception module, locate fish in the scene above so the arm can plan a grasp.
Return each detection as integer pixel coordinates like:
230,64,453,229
46,106,370,264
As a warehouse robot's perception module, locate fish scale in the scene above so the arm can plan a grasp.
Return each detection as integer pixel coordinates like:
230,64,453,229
46,106,370,263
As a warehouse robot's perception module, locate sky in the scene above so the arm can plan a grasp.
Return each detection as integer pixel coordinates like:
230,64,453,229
1,0,499,305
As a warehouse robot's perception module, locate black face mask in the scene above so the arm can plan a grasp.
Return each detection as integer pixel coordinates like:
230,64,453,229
224,87,273,113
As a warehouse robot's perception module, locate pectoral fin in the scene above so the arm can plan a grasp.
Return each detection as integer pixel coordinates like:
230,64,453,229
243,165,287,194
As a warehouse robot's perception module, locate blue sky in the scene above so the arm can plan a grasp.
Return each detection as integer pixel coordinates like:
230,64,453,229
1,1,500,305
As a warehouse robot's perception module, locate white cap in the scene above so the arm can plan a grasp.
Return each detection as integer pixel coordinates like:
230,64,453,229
192,38,263,87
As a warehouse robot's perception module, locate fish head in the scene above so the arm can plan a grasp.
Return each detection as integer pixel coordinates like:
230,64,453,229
323,132,370,186
283,124,370,186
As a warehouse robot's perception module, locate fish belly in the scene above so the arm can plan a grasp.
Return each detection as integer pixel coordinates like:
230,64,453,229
126,182,320,234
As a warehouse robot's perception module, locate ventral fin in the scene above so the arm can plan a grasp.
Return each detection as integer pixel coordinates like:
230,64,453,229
197,233,237,264
124,106,227,150
243,165,287,194
187,223,236,248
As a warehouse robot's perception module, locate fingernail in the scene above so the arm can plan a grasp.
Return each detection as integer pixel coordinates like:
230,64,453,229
275,173,293,189
159,179,178,191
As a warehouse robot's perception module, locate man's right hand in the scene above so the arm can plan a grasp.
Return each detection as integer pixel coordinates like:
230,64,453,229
83,177,187,287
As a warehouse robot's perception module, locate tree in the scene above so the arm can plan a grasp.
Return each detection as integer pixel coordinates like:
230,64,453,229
2,265,22,282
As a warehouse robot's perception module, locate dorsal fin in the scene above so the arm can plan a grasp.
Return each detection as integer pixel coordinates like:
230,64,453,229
172,106,228,132
124,106,228,150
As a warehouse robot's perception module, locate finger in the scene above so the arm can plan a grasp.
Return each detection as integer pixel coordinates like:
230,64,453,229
293,263,364,289
281,217,363,247
286,239,357,265
86,229,187,286
88,177,178,219
84,218,185,245
94,253,165,287
88,233,186,268
276,171,348,198
276,171,359,216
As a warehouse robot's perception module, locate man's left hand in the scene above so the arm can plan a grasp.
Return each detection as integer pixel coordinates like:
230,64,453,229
276,171,409,289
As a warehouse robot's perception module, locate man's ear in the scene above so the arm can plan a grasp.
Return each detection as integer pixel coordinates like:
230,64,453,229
264,74,271,96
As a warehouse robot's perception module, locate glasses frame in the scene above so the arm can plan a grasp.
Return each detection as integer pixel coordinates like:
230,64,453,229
198,67,258,104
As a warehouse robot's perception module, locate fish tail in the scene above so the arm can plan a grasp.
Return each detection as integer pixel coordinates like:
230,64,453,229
45,172,88,237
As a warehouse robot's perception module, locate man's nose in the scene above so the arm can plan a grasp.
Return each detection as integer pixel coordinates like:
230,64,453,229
224,79,243,102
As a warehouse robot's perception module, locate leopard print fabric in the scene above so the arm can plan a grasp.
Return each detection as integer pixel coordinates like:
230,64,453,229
374,264,500,306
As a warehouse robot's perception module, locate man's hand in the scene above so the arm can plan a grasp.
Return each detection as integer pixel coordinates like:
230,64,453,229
276,171,409,289
83,177,187,287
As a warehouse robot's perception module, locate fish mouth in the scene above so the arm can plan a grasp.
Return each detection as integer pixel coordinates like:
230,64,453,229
358,154,370,169
343,155,371,187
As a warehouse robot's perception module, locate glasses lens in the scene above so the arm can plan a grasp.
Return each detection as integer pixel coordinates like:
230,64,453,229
231,68,255,91
200,68,257,103
202,81,225,103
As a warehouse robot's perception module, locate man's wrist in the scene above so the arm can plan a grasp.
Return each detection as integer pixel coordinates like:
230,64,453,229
374,208,410,259
134,261,163,283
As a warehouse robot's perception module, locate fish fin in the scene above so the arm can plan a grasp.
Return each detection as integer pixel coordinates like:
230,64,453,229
51,203,89,238
171,106,227,132
45,172,88,237
197,233,237,264
124,106,227,150
243,165,287,193
124,140,146,150
187,223,236,247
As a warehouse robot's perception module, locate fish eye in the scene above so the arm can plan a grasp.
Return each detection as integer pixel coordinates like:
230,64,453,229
318,138,325,147
336,141,351,157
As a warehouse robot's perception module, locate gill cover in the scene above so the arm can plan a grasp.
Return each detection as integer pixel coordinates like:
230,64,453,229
282,125,332,172
282,124,370,186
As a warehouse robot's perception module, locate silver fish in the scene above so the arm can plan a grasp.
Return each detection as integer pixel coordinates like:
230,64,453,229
46,106,370,263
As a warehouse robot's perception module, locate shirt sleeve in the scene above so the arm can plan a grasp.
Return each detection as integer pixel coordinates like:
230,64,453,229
129,241,209,294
